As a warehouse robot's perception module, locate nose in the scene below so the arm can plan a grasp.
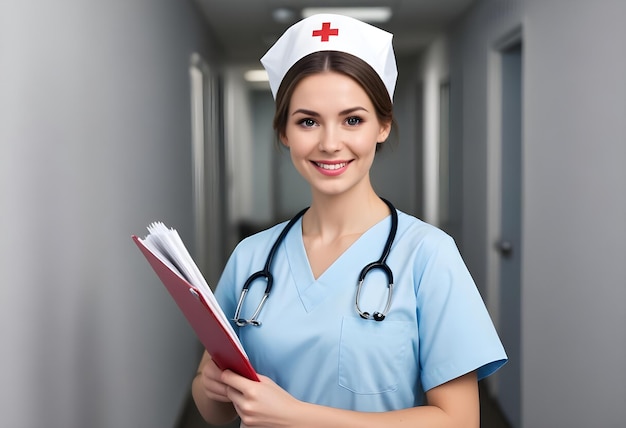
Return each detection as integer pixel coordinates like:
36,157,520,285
318,127,341,152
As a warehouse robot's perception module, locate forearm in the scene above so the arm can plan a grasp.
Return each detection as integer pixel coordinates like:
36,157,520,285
279,372,479,428
291,402,470,428
191,373,238,426
226,369,478,428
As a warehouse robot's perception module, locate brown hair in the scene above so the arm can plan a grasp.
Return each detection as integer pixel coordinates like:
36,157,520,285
272,51,397,146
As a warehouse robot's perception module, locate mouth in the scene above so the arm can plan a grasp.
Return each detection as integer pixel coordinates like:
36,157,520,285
312,161,349,170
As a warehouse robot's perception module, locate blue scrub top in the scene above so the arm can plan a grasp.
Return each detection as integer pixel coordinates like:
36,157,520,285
215,209,507,411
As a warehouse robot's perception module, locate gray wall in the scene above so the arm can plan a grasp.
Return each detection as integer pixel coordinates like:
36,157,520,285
436,0,626,426
522,1,626,426
0,1,218,427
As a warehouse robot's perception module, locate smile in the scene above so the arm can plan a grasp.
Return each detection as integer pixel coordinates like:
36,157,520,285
314,161,349,170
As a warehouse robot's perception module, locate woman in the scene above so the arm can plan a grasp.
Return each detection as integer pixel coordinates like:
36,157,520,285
192,13,507,428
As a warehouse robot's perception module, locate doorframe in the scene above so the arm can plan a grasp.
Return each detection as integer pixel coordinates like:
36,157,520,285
189,53,225,287
485,24,523,393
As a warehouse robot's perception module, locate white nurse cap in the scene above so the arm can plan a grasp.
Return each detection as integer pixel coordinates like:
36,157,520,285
260,13,397,100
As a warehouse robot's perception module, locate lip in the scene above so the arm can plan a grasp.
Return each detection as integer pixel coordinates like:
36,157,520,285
311,160,351,176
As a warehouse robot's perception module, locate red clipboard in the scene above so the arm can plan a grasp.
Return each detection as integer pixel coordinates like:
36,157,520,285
132,235,259,381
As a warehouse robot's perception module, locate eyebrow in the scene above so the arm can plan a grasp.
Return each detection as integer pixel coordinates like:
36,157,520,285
291,106,369,117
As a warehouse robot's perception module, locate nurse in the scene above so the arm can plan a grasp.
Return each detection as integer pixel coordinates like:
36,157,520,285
192,13,507,428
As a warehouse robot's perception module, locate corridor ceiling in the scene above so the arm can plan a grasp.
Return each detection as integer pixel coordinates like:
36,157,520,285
194,0,477,63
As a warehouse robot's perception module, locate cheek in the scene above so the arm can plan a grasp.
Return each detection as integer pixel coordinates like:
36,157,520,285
284,129,315,153
288,144,307,166
353,133,382,155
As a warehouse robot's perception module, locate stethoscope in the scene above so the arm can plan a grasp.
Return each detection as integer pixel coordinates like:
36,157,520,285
233,198,398,327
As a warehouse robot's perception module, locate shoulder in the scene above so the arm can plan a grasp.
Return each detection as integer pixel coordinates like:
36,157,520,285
395,210,454,250
392,210,465,277
231,220,291,259
217,219,293,296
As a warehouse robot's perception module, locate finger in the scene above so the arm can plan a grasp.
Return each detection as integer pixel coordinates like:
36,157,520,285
199,378,229,402
220,369,255,392
198,367,231,402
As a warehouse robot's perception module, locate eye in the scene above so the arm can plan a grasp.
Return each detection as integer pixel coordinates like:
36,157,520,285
345,116,363,126
297,118,317,128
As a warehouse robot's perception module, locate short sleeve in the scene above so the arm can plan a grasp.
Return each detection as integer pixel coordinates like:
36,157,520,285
415,235,507,391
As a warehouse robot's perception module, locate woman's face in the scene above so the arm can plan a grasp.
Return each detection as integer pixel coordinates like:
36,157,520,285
280,71,391,198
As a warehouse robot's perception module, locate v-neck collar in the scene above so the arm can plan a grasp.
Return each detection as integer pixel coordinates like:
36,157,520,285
284,215,393,312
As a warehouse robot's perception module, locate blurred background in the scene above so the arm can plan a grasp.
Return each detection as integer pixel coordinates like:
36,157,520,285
1,0,624,427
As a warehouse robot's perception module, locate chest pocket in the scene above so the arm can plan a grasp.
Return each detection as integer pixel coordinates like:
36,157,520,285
338,316,412,394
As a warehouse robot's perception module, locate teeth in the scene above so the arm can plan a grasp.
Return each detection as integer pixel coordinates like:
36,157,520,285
316,162,347,170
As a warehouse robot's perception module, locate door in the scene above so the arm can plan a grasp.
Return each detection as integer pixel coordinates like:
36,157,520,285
496,41,523,428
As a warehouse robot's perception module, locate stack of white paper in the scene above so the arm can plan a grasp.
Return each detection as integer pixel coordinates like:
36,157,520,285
137,222,246,356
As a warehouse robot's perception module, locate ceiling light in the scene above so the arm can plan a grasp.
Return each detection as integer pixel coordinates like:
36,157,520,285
301,7,392,23
244,69,269,82
272,7,296,24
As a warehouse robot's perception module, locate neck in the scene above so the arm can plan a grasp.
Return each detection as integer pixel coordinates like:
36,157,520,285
303,190,390,239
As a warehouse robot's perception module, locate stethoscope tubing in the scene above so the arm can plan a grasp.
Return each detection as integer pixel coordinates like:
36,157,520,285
233,198,397,326
355,198,397,321
233,207,307,327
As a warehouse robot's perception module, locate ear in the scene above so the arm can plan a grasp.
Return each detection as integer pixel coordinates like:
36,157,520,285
279,133,289,148
377,121,392,143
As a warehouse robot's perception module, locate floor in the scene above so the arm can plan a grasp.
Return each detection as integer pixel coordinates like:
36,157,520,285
177,381,512,428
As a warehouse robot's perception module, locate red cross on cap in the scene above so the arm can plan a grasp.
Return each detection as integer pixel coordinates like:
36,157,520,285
312,22,339,42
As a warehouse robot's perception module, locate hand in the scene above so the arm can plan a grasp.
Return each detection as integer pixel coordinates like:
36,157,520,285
196,354,232,403
221,370,301,428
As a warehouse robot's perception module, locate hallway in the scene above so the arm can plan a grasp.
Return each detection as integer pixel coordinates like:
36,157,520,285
3,1,626,427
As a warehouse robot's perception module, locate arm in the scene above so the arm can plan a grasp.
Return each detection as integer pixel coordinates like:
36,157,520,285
222,370,479,428
191,351,239,426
